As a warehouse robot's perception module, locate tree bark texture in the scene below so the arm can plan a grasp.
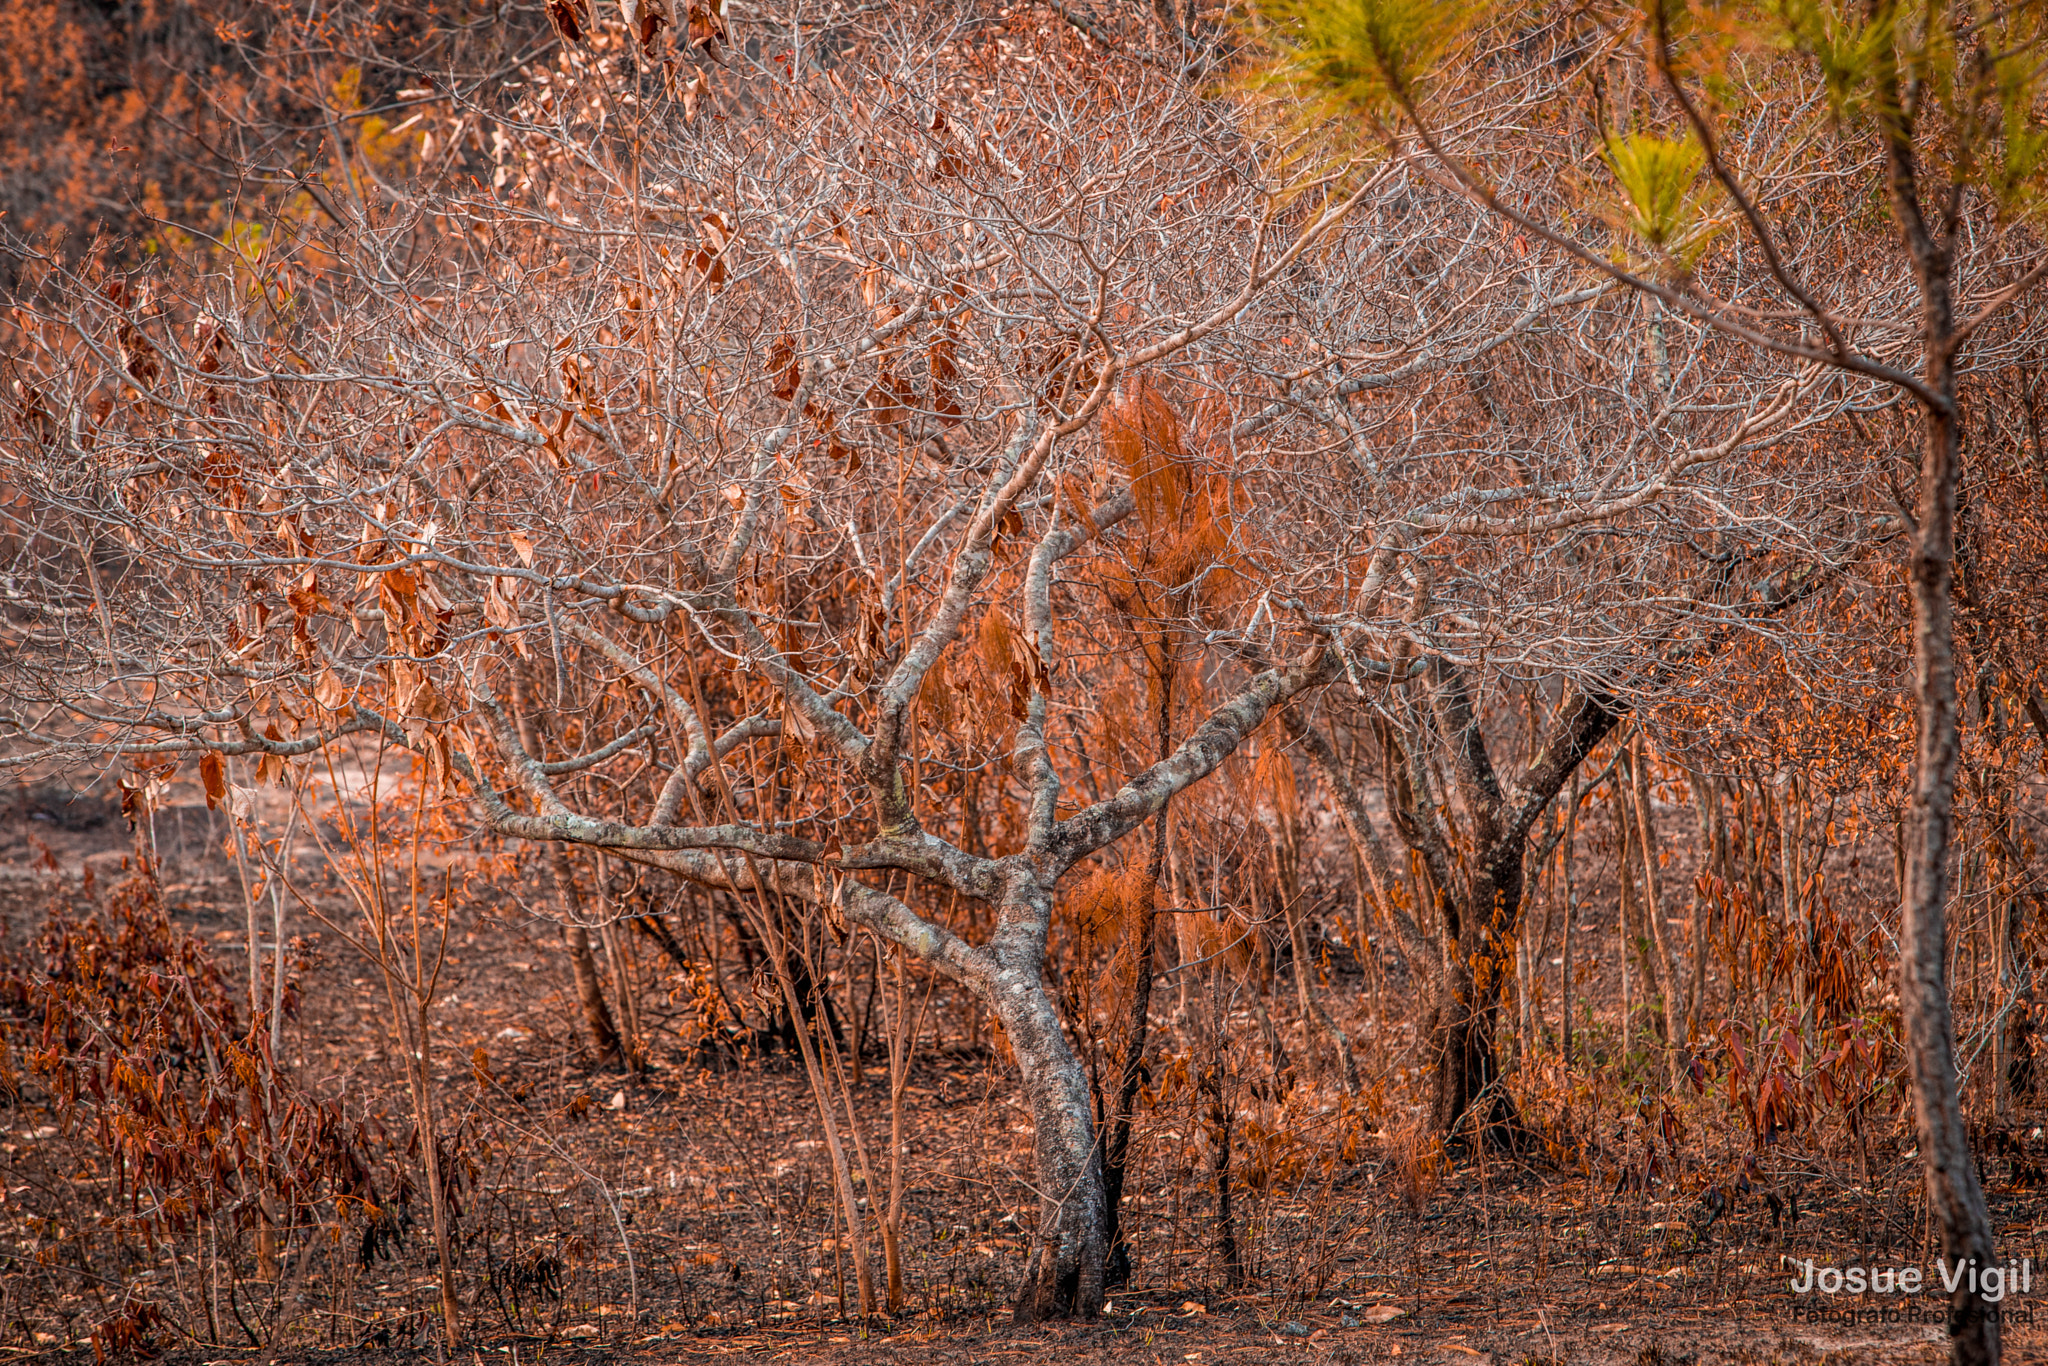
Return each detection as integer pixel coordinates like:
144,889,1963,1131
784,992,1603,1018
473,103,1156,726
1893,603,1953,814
1378,671,1621,1146
1883,43,2001,1366
1900,387,2001,1366
988,882,1107,1321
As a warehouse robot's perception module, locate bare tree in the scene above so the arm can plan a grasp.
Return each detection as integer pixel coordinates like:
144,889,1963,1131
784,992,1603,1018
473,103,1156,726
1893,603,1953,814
11,0,2043,1320
0,14,1398,1315
1258,0,2048,1355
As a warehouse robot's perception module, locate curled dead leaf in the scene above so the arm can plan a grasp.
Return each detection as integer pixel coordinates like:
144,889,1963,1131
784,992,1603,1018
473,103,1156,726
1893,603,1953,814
200,753,226,810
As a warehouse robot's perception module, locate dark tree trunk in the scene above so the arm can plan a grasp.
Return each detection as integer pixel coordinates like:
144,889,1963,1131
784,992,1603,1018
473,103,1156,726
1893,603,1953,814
1205,1063,1242,1286
509,673,624,1068
1899,356,2000,1366
1381,671,1621,1148
1881,44,2000,1366
1101,811,1164,1289
551,846,626,1067
1427,861,1525,1146
1104,664,1174,1287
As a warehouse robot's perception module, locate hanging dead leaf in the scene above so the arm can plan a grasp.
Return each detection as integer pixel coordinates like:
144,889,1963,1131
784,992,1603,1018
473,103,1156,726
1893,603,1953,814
916,655,957,739
200,753,227,809
314,668,351,712
253,725,288,786
548,0,588,40
621,0,671,51
780,696,819,763
685,0,728,55
768,334,800,401
780,482,818,532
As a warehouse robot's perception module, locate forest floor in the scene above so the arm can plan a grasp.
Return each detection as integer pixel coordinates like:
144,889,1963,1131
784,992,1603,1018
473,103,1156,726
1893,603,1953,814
2,782,2045,1364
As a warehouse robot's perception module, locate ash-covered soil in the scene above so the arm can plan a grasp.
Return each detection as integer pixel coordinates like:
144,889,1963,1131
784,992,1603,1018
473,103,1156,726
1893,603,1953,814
0,780,2041,1365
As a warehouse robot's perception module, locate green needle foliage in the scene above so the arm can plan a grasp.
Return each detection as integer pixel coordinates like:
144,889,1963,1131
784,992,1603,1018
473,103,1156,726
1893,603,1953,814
1251,0,2048,235
1251,0,1480,125
1759,0,1899,121
1750,0,2048,222
1602,129,1715,261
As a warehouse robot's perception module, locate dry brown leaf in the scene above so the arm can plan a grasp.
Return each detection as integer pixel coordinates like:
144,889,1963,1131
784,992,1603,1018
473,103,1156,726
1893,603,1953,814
200,752,226,809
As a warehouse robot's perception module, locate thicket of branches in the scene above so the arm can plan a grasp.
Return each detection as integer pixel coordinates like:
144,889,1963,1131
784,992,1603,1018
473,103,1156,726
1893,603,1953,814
2,0,2047,1357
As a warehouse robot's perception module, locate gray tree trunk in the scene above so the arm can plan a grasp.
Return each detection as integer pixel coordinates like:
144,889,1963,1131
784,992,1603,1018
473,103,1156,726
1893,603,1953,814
986,881,1106,1320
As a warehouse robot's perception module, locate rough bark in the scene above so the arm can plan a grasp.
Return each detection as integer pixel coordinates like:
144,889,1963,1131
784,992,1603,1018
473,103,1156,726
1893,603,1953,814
1900,390,2001,1365
988,881,1107,1321
1378,672,1621,1146
1424,853,1524,1145
1900,391,2000,1366
1881,35,2001,1366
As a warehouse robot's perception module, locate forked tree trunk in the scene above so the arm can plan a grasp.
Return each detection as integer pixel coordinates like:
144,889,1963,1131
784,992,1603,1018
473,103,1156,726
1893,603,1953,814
1384,677,1620,1148
986,882,1107,1320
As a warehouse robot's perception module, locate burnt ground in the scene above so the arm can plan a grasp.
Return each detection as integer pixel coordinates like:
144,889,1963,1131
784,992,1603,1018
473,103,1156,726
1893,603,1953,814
1,781,2045,1365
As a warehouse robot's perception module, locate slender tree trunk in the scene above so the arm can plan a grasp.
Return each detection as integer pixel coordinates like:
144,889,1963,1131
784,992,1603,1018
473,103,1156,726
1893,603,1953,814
1102,810,1165,1289
411,996,463,1349
1630,738,1687,1088
1105,660,1173,1287
1553,764,1609,1067
771,948,877,1315
1779,775,1812,1042
1616,785,1637,1067
1517,893,1538,1061
1892,169,1999,1360
1988,813,2039,1114
1561,803,1577,1065
1686,769,1723,1044
551,847,626,1066
820,986,891,1315
882,941,917,1314
1200,959,1243,1287
509,674,626,1066
1206,1066,1242,1286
